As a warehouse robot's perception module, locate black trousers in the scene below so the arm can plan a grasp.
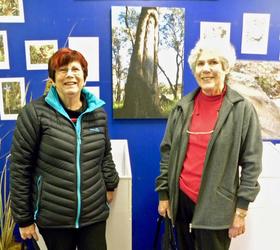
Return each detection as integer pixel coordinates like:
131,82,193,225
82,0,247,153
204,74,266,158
38,221,106,250
175,190,231,250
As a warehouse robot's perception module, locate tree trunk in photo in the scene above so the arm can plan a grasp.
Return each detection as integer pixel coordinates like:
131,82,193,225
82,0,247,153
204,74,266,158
112,27,126,105
114,55,123,103
115,79,122,103
122,7,161,118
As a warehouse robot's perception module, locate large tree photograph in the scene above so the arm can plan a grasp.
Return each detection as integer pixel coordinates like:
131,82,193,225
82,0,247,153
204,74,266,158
112,6,185,118
228,60,280,139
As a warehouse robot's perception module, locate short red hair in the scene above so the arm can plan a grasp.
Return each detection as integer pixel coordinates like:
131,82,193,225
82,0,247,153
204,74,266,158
48,48,88,82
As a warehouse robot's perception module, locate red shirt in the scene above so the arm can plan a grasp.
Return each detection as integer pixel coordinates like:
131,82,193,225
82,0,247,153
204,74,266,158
179,89,225,203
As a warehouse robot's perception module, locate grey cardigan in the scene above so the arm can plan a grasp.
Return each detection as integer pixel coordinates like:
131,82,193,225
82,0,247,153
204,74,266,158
155,85,262,229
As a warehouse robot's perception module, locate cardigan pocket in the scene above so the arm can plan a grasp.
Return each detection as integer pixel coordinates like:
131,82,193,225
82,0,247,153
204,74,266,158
216,186,235,201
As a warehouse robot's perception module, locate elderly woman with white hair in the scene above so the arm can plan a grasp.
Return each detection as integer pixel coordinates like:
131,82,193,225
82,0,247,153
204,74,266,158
155,39,262,250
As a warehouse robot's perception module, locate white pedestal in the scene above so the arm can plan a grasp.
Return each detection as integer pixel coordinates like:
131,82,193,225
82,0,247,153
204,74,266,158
106,139,132,250
230,142,280,250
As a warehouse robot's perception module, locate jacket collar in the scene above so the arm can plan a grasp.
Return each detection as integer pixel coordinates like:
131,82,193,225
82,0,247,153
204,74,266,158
176,84,244,116
45,86,105,115
81,87,105,112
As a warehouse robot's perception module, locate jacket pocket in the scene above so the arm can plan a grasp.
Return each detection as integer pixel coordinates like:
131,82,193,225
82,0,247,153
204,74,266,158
34,176,43,220
101,178,110,210
216,186,235,201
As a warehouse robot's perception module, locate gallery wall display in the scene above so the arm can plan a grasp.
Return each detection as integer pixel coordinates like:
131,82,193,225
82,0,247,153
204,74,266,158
112,6,185,119
0,77,25,120
0,0,25,23
24,40,58,70
241,13,270,55
68,37,100,82
228,60,280,139
1,1,280,250
0,30,10,69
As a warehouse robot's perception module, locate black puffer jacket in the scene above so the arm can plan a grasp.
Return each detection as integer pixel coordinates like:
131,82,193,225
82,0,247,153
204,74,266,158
10,86,119,228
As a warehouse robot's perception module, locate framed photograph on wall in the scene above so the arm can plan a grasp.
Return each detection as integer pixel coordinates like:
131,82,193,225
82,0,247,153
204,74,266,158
228,60,280,139
0,30,10,69
25,40,58,70
112,6,185,119
0,0,25,23
0,77,25,120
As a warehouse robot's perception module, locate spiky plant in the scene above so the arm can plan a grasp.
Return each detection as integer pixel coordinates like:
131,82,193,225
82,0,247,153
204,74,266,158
0,154,15,250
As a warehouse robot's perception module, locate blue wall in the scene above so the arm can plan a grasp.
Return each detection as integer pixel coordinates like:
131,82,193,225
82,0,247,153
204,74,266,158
0,0,279,249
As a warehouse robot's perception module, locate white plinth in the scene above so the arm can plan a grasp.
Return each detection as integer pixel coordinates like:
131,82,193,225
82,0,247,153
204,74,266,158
230,142,280,250
107,139,132,250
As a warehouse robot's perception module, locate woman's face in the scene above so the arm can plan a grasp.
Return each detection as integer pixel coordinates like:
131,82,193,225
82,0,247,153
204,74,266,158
54,61,85,100
194,49,227,96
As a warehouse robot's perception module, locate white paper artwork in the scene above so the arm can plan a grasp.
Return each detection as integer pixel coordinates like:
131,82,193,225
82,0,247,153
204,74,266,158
200,21,231,42
241,13,270,55
84,86,100,99
68,37,100,82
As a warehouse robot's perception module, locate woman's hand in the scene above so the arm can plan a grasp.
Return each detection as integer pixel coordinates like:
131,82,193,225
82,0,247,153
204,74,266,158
19,224,39,241
106,191,115,203
158,200,171,218
228,208,247,238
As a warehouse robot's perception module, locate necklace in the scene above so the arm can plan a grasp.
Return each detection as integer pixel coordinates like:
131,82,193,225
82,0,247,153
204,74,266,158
186,89,225,135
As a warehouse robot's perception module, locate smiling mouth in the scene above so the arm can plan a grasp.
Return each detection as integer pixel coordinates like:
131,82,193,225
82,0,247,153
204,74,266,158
202,77,214,81
64,82,77,85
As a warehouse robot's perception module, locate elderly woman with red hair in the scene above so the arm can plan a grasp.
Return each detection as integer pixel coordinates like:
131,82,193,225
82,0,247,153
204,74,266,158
10,48,119,250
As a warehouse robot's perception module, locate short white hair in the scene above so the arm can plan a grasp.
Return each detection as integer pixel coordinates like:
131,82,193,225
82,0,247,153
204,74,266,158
188,38,236,73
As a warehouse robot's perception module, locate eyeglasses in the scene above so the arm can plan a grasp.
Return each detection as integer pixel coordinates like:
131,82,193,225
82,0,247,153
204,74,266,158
56,66,83,76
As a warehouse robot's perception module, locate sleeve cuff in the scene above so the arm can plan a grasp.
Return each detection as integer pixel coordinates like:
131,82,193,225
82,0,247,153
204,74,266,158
158,191,169,200
236,197,250,210
17,221,34,228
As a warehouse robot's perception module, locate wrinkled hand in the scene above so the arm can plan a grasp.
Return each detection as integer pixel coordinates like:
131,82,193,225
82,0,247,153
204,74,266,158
158,200,171,218
106,191,115,203
228,209,247,238
19,224,39,241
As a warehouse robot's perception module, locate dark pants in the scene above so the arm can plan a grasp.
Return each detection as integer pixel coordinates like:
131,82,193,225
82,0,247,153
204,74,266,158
38,221,107,250
175,190,231,250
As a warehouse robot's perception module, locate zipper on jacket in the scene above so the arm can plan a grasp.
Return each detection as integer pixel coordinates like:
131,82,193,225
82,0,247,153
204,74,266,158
173,106,192,224
71,112,85,228
34,176,42,220
75,131,82,228
45,87,105,228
